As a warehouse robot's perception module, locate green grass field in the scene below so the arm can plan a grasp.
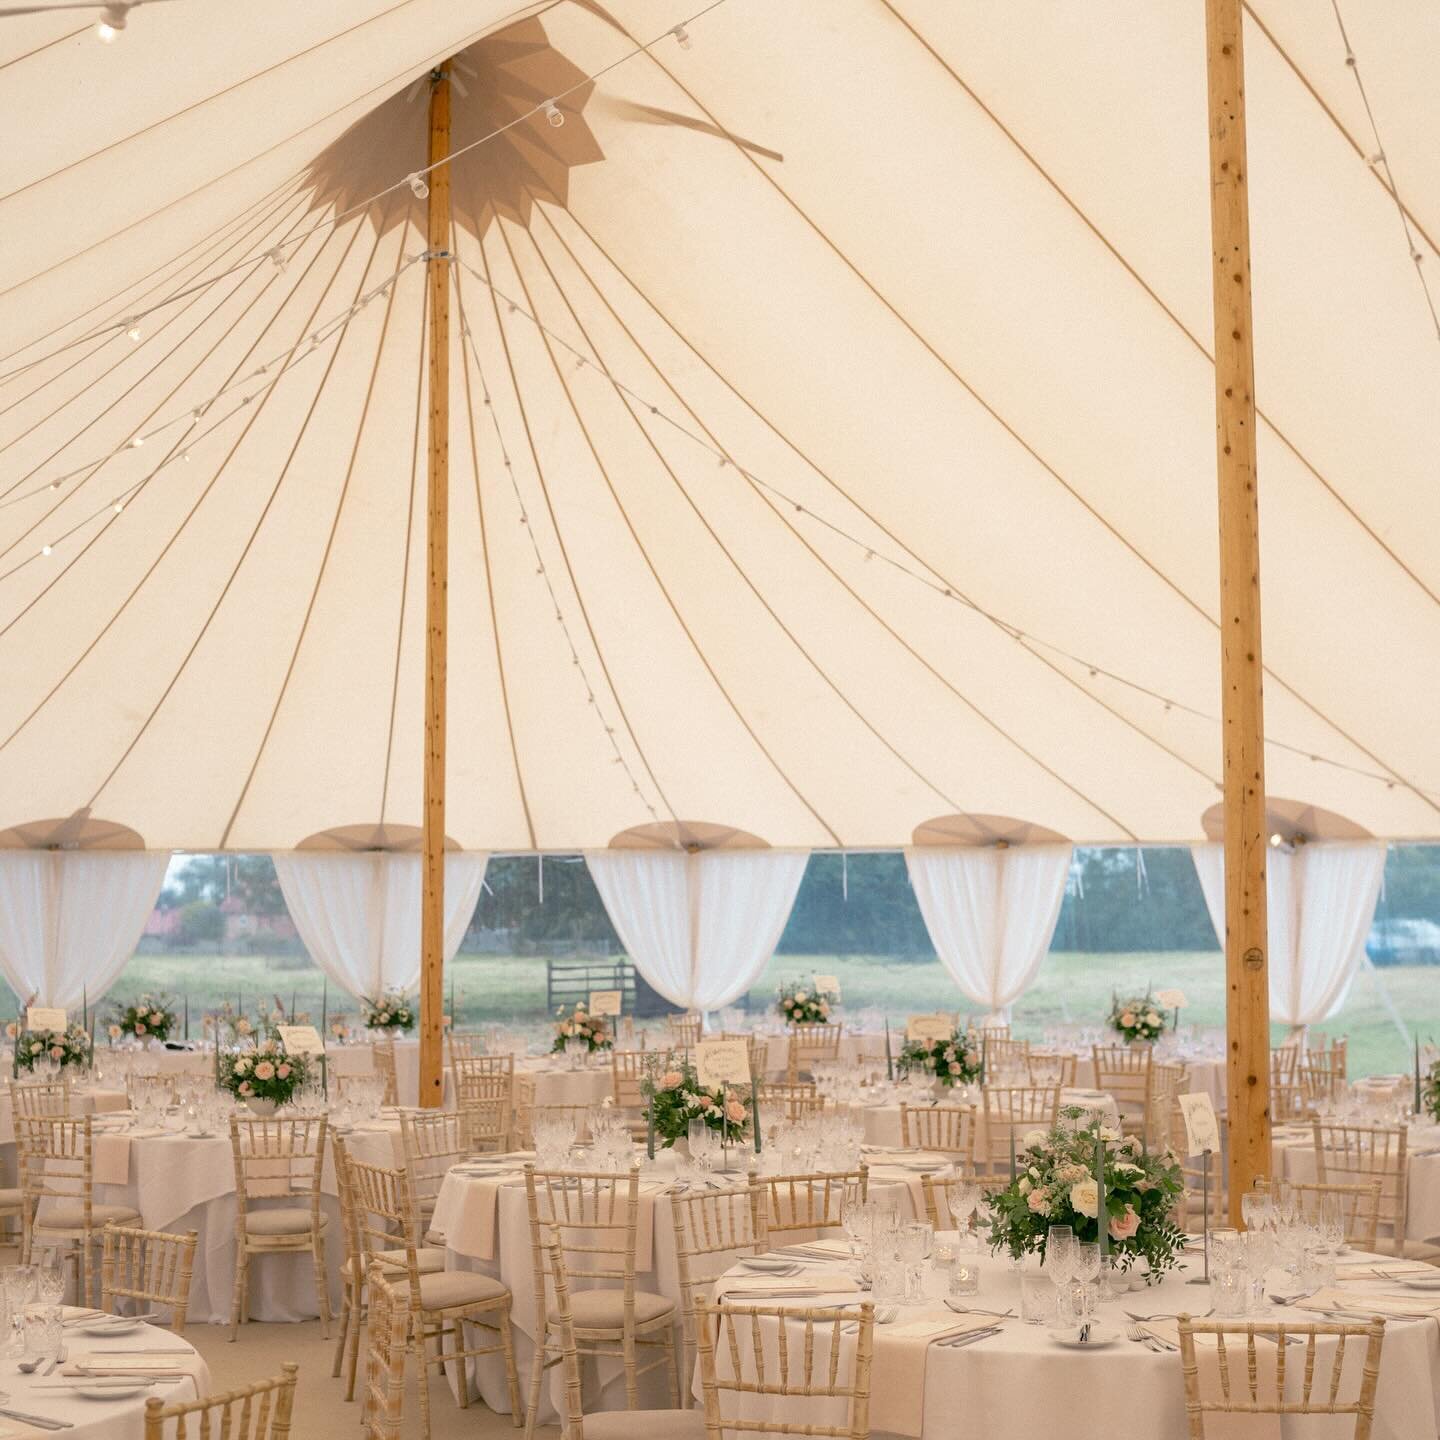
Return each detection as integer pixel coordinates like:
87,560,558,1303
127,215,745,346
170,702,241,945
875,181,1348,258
98,946,1427,1078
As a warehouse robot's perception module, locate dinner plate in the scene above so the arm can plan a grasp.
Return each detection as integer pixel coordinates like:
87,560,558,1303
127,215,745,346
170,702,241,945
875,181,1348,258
76,1383,149,1400
740,1258,796,1273
78,1318,143,1336
1387,1272,1440,1290
1049,1324,1119,1349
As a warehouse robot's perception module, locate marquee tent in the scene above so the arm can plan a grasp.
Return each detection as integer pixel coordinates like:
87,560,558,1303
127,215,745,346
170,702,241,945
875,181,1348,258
1,0,1437,855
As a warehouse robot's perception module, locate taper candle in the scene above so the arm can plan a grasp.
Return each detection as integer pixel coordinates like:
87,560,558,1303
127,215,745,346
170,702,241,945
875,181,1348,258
884,1019,893,1081
1094,1123,1108,1259
750,1063,762,1154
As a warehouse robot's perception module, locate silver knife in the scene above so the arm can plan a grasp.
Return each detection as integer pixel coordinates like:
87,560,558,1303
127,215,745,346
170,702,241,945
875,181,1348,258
0,1406,72,1429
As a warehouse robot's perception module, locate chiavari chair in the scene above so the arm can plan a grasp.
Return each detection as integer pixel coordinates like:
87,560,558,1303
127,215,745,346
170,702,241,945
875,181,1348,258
1091,1044,1153,1137
786,1023,842,1082
748,1167,867,1244
1312,1122,1414,1257
100,1222,197,1333
145,1362,299,1440
899,1102,978,1170
980,1086,1060,1183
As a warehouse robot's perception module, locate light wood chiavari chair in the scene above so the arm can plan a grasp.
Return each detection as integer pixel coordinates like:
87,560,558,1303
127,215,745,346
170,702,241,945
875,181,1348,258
1147,1061,1187,1151
372,1041,399,1107
1091,1044,1153,1137
453,1053,515,1109
399,1110,467,1245
748,1167,867,1244
758,1081,827,1124
899,1102,978,1170
331,1136,444,1402
228,1114,330,1340
610,1050,650,1110
1290,1180,1383,1253
548,1236,702,1437
349,1151,520,1440
696,1301,876,1439
980,1085,1060,1181
363,1264,411,1440
145,1361,300,1440
786,1023,842,1082
459,1096,513,1153
522,1165,680,1437
671,1185,765,1406
17,1114,140,1304
1176,1315,1386,1440
1271,1043,1304,1122
100,1222,197,1333
983,1036,1030,1074
667,1013,703,1048
1300,1052,1345,1111
9,1078,70,1118
1312,1122,1413,1257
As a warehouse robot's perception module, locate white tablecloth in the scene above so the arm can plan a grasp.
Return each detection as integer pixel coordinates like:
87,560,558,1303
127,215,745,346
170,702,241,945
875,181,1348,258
514,1059,613,1109
707,1245,1440,1440
431,1154,925,1425
0,1309,208,1439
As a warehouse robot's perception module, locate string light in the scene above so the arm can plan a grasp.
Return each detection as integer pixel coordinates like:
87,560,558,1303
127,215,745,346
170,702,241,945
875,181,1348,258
124,321,141,344
672,24,691,48
128,435,144,448
40,545,53,557
268,247,287,272
94,4,128,42
543,101,564,128
406,173,429,199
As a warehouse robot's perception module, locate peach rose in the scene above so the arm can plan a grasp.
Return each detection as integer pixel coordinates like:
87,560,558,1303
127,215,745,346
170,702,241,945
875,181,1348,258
660,1070,683,1090
276,1063,291,1079
239,1081,252,1096
108,1024,122,1039
49,1045,64,1060
135,1022,147,1034
1109,1205,1142,1242
254,1060,276,1081
724,1099,746,1124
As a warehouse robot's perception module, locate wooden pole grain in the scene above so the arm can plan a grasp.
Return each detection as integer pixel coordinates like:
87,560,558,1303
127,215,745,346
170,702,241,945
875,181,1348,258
1204,0,1272,1214
419,65,452,1109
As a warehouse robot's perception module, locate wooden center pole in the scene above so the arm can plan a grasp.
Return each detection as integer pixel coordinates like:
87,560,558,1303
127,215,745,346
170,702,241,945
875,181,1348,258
419,64,452,1109
1204,0,1272,1214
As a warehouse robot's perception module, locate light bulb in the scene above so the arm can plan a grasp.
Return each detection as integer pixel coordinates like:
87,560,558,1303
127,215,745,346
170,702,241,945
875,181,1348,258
112,502,125,515
672,24,691,48
544,101,564,128
41,545,53,557
96,20,117,40
129,435,144,448
407,172,429,199
95,3,127,40
125,322,141,343
1269,833,1284,848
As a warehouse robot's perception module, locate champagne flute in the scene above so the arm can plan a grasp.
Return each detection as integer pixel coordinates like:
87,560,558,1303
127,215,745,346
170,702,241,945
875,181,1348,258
1071,1240,1101,1320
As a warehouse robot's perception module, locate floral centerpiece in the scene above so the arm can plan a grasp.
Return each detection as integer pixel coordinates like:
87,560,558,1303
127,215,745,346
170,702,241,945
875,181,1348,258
777,979,837,1026
1421,1058,1440,1124
986,1116,1186,1279
15,1023,92,1072
361,992,415,1032
899,1029,982,1087
1108,992,1167,1044
107,994,177,1045
218,1034,310,1110
551,1002,612,1054
643,1059,751,1147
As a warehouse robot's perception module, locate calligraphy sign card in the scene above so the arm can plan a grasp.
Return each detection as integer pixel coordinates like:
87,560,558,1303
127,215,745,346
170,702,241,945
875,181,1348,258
695,1038,752,1091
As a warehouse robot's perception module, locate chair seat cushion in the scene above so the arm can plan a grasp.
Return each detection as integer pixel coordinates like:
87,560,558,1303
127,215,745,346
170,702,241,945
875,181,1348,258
244,1206,328,1236
36,1203,140,1232
342,1248,444,1278
417,1270,510,1311
553,1289,675,1329
583,1411,704,1439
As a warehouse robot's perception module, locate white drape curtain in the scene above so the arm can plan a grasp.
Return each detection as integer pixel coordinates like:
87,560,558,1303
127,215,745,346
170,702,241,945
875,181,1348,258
271,852,487,1000
1191,841,1387,1026
0,850,170,1009
903,844,1072,1017
585,849,809,1012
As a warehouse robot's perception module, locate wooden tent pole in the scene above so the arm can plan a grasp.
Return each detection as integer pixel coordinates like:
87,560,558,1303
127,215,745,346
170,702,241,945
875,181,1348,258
1204,0,1272,1214
419,64,452,1109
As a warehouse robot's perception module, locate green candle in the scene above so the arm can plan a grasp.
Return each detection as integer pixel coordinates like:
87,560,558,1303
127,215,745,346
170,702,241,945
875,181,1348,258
1094,1123,1108,1258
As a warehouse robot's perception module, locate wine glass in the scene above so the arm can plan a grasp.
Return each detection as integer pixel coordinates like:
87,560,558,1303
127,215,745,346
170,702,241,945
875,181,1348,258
898,1221,934,1304
1046,1225,1077,1323
1071,1241,1101,1320
34,1250,64,1308
948,1180,983,1251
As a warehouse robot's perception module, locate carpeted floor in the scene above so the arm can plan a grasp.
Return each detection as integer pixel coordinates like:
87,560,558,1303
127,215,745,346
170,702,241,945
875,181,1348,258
191,1319,557,1438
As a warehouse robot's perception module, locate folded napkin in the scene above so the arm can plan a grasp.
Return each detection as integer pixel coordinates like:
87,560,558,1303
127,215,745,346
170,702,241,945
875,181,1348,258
91,1133,131,1187
873,1313,1005,1437
1295,1286,1440,1320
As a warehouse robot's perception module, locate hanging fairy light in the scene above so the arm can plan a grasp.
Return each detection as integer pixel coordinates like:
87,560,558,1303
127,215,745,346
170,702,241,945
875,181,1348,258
543,100,564,128
95,3,129,42
672,24,691,48
406,173,429,199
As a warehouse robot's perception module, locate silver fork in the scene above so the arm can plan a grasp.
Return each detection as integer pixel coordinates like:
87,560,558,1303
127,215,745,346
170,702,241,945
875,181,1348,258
1125,1321,1170,1351
937,1325,1001,1348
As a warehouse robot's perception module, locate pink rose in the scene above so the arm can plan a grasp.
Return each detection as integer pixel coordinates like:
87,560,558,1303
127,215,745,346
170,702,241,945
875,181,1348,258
1109,1205,1142,1242
254,1060,275,1081
660,1071,683,1090
135,1022,147,1034
49,1045,64,1060
276,1063,291,1079
239,1081,252,1096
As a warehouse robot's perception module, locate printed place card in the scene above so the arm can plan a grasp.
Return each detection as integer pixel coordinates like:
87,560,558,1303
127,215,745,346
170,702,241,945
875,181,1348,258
277,1024,326,1057
1177,1091,1219,1156
1155,988,1188,1008
588,990,622,1017
695,1038,752,1090
906,1014,953,1043
26,1006,66,1032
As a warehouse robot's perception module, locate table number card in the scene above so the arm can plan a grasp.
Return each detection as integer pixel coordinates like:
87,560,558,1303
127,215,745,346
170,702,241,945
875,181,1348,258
1155,988,1188,1008
813,975,841,997
26,1006,66,1032
1177,1091,1219,1156
906,1014,953,1043
588,990,622,1017
277,1024,326,1057
695,1038,752,1091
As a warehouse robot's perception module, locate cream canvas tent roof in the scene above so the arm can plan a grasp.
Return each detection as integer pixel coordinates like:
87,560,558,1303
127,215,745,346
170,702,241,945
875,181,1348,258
0,0,1437,852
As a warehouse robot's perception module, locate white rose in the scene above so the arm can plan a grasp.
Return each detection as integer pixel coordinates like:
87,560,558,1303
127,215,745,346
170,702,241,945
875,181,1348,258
1145,1011,1161,1027
1022,1129,1046,1148
1069,1179,1099,1218
1018,1177,1032,1195
795,990,808,1002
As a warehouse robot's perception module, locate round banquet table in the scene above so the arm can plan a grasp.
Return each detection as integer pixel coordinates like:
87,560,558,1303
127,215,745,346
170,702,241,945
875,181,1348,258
707,1245,1440,1440
513,1058,613,1109
430,1150,936,1425
0,1308,209,1438
81,1113,403,1325
848,1087,1120,1149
